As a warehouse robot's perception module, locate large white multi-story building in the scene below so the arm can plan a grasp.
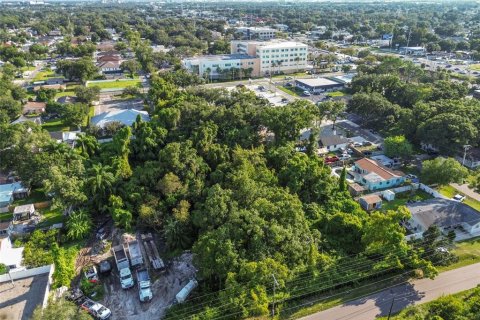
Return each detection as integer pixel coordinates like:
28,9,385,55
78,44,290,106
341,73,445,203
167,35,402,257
231,40,308,75
182,40,308,79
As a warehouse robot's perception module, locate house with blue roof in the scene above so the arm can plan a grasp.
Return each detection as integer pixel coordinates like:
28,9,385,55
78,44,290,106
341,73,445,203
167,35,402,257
0,183,29,209
90,109,150,129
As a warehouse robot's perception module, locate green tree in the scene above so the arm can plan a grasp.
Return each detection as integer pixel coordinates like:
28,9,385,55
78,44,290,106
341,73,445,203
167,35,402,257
75,86,100,105
339,166,347,191
384,135,413,159
421,157,468,186
32,298,93,320
66,210,92,240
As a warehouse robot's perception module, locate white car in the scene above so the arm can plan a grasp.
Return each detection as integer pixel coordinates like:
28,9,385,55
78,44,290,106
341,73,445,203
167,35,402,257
303,91,311,96
339,154,351,160
452,194,465,202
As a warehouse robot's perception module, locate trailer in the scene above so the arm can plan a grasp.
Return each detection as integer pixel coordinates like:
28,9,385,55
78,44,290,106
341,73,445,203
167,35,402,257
175,279,198,303
127,238,143,268
136,268,153,302
141,233,165,270
112,245,134,289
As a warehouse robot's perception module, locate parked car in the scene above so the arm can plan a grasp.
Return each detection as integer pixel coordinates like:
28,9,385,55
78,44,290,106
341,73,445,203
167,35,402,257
353,142,363,147
284,76,293,80
452,194,465,202
339,154,351,160
84,266,99,283
405,174,418,180
303,91,311,96
281,98,289,103
285,82,293,87
325,156,339,163
258,85,266,91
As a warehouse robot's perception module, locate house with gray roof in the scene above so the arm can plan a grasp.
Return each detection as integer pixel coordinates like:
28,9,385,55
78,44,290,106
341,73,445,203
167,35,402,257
407,198,480,238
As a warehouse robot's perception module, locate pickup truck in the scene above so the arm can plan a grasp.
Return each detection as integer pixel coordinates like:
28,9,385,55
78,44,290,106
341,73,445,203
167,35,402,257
137,268,153,302
80,298,112,319
127,239,143,267
112,245,134,289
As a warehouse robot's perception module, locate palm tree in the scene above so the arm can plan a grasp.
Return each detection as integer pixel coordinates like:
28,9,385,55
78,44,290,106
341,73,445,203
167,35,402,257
86,163,115,200
76,134,99,158
294,56,301,74
66,210,92,240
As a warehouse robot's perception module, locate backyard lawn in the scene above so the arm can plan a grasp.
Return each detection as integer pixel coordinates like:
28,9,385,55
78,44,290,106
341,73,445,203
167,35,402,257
438,185,480,212
54,90,76,99
381,190,433,211
37,207,64,228
469,64,480,71
33,70,62,82
42,118,71,132
0,211,12,221
87,79,142,89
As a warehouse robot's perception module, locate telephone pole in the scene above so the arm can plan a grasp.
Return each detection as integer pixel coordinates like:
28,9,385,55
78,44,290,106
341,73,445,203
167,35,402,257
271,274,279,317
387,297,395,320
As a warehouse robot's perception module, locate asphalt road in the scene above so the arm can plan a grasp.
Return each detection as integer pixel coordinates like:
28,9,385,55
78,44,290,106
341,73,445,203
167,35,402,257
299,262,480,320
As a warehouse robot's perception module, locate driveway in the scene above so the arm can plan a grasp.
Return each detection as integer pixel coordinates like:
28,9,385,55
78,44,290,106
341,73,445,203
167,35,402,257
299,262,480,320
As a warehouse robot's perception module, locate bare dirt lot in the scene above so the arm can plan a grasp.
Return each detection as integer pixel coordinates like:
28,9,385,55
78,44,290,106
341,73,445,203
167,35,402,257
74,226,197,320
102,252,196,320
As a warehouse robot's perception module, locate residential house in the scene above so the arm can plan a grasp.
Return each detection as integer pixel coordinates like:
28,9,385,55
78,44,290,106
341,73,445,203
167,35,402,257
0,233,24,269
456,147,480,169
353,158,406,191
22,101,46,115
45,78,64,85
407,198,480,239
96,41,116,52
13,204,35,222
97,60,122,74
320,135,350,152
90,109,150,129
33,84,66,92
348,183,365,197
0,182,29,210
0,221,13,238
359,194,382,211
0,264,54,320
11,115,42,126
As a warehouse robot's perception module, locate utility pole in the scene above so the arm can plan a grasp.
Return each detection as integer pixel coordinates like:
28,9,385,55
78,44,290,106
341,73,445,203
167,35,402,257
387,297,395,320
271,274,279,317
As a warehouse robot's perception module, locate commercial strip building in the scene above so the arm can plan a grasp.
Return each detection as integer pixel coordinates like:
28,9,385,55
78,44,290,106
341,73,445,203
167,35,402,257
295,78,344,94
182,40,308,78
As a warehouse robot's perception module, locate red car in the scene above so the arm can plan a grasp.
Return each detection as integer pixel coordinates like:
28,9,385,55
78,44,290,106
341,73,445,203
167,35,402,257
325,156,339,163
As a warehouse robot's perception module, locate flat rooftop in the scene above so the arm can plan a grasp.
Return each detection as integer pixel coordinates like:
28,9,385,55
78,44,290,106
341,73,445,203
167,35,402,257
296,78,342,87
184,54,256,62
257,41,307,49
0,274,49,320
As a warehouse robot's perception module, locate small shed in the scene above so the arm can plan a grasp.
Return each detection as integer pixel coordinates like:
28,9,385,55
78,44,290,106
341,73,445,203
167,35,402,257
13,204,35,221
359,194,383,211
382,190,396,201
348,183,365,197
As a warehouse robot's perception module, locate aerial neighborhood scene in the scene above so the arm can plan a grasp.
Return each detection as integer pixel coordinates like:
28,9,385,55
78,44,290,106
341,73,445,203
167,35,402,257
3,0,480,319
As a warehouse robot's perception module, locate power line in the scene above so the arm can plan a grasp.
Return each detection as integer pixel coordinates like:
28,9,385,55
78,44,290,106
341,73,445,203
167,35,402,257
170,247,442,320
